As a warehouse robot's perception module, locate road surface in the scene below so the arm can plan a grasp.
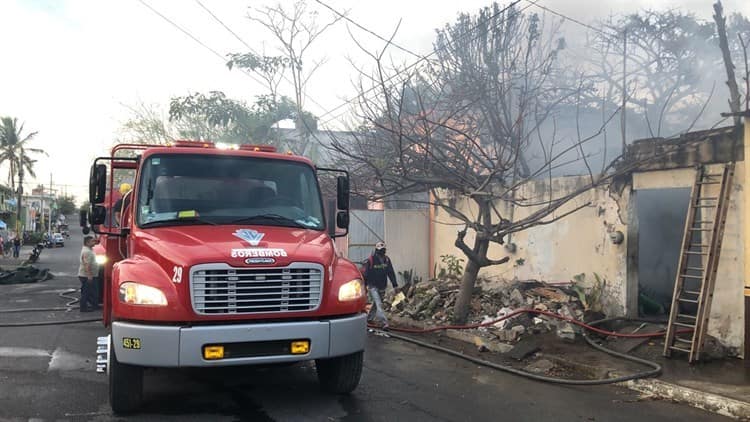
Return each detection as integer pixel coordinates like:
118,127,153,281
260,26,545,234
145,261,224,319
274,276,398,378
0,232,728,421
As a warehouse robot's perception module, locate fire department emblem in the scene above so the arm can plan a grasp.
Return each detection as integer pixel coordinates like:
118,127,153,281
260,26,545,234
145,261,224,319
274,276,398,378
233,229,265,246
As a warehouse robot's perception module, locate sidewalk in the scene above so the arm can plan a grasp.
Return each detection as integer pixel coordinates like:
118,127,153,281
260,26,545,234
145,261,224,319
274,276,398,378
623,342,750,419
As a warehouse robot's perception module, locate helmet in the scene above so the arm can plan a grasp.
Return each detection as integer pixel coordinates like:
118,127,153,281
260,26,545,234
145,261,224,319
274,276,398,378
375,241,386,250
119,183,132,195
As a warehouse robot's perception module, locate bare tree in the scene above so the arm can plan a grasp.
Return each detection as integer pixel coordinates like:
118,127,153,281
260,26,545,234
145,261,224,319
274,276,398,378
229,0,341,155
328,4,639,323
714,1,743,124
589,10,717,138
118,102,176,145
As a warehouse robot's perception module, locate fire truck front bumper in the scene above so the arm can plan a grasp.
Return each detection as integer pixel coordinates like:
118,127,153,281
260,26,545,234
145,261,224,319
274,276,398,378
107,313,366,368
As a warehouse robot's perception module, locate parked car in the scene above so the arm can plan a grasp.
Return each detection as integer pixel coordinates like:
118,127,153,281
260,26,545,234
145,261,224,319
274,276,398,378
52,233,64,247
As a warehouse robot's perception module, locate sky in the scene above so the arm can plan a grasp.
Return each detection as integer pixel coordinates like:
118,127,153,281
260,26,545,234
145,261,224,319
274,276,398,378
1,0,749,205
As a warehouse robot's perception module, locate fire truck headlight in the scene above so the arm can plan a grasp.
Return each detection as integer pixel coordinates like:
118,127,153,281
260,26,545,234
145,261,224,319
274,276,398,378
95,255,107,265
338,279,364,302
119,282,168,306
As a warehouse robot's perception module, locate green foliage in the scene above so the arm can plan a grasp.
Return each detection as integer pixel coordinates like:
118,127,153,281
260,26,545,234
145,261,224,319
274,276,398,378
572,273,607,313
226,52,292,76
167,91,317,152
439,254,464,278
0,117,45,190
25,231,45,244
56,195,77,216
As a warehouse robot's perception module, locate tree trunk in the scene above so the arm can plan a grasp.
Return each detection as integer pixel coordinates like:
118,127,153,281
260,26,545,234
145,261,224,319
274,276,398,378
452,199,492,324
452,257,481,324
713,1,742,125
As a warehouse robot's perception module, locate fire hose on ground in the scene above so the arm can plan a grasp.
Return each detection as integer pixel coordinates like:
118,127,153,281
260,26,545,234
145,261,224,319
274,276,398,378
0,288,101,327
368,307,689,385
1,285,678,385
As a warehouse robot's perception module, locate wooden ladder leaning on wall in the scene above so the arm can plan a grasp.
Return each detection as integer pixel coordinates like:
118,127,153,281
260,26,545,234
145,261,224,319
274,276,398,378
663,163,735,363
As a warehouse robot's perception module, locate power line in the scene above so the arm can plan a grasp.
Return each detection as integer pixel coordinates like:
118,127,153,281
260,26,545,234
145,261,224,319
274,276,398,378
316,0,527,128
137,0,269,92
193,0,331,116
313,0,430,62
524,0,618,39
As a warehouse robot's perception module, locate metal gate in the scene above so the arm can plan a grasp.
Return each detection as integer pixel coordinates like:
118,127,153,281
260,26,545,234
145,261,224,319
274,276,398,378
348,210,384,264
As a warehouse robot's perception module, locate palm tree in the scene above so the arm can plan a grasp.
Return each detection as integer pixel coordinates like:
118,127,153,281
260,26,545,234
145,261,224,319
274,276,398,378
0,117,45,191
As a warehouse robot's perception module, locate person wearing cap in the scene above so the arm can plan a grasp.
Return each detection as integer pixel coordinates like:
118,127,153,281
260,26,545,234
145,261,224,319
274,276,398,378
78,235,101,312
362,241,398,326
113,183,132,227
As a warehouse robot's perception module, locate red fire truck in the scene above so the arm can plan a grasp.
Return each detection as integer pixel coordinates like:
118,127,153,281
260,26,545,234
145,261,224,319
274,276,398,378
88,142,366,413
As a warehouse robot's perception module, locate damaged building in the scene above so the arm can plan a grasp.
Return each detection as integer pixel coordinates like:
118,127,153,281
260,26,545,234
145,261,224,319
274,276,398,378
425,123,747,356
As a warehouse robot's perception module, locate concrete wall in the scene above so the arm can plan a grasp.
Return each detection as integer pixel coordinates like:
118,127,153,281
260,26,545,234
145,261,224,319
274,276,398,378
432,177,630,317
431,163,745,350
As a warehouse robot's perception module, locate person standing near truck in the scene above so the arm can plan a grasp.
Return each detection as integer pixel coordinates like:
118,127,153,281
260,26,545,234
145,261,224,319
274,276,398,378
78,236,100,312
362,242,399,327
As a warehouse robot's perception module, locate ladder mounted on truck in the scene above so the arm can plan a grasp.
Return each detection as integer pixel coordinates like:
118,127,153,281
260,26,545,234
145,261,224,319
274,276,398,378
663,163,734,363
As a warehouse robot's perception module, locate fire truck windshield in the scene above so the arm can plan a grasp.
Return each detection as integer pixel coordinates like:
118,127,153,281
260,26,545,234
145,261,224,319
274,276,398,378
136,154,325,230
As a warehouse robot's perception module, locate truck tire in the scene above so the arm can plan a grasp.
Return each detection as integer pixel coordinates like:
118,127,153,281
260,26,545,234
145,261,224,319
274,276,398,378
315,351,363,394
109,339,143,414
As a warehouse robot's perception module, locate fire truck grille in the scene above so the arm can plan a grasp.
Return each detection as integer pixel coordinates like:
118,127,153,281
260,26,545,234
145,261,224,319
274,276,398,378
191,264,323,314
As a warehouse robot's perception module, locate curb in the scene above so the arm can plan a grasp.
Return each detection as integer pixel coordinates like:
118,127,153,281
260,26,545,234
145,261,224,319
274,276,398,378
620,378,750,420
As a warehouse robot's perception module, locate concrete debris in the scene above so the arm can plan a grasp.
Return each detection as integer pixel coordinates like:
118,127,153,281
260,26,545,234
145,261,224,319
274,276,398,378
511,325,526,336
509,289,524,306
473,336,489,352
391,292,406,309
492,329,518,343
381,276,593,346
556,324,576,342
527,287,570,303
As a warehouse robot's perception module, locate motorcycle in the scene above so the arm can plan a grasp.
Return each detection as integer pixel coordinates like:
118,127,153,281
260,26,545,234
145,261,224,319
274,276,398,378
27,243,44,264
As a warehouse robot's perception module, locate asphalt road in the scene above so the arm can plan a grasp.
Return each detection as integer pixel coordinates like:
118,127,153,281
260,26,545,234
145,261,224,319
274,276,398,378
0,231,729,421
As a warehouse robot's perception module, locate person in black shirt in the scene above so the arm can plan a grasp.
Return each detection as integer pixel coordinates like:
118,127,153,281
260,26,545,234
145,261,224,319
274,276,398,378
362,242,398,325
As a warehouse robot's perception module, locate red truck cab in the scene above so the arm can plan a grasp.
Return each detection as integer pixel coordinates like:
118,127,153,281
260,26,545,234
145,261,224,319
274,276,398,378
88,142,366,413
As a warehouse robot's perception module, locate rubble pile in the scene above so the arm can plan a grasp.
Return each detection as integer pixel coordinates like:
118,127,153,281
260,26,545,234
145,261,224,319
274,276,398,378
383,276,595,344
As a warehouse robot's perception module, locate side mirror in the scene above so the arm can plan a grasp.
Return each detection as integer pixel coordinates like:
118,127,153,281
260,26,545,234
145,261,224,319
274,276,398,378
336,176,349,210
79,209,88,228
89,164,107,204
336,211,349,230
90,205,106,225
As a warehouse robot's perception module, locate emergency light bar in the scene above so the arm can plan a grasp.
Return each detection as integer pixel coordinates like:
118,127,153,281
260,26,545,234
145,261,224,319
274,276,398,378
240,144,276,152
172,140,215,148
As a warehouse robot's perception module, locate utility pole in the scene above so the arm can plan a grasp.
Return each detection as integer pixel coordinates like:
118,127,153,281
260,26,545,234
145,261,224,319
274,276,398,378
16,151,23,238
48,173,53,238
621,29,628,155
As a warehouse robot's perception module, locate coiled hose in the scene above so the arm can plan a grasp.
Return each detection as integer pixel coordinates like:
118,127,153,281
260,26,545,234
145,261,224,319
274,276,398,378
369,309,676,385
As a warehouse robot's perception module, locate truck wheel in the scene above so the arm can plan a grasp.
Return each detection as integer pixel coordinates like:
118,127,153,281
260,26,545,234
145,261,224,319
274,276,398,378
315,351,363,394
109,339,143,414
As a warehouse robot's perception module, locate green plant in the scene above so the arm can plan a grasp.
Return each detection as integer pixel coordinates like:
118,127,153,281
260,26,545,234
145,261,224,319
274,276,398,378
572,273,607,313
439,254,464,277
